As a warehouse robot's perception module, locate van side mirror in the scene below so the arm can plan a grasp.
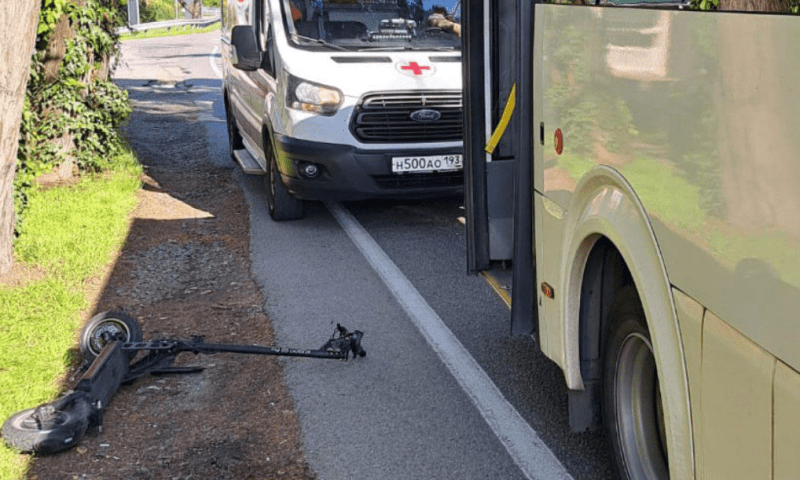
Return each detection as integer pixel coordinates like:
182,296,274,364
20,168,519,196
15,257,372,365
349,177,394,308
230,25,262,71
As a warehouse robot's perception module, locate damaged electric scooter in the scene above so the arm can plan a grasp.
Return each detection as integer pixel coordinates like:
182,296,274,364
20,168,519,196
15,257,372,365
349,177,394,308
2,310,365,455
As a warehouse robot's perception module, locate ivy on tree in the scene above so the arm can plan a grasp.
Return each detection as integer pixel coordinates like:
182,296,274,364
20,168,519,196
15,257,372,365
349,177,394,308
15,0,131,229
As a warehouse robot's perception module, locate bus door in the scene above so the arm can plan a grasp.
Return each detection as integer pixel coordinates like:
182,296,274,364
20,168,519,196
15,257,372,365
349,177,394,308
462,0,537,336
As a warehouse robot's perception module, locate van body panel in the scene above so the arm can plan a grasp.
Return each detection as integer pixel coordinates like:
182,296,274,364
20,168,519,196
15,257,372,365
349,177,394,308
273,134,463,200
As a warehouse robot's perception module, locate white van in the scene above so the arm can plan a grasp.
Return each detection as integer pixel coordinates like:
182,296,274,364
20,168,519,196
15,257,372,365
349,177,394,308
220,0,463,220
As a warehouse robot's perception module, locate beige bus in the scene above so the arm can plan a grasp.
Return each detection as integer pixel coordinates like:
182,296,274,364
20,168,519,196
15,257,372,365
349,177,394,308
462,2,800,479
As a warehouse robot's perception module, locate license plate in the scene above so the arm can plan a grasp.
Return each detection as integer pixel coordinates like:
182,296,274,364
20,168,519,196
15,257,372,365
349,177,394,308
391,154,463,174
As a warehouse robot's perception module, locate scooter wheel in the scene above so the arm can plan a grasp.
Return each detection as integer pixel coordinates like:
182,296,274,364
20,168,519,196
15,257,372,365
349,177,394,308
1,406,88,455
79,311,143,362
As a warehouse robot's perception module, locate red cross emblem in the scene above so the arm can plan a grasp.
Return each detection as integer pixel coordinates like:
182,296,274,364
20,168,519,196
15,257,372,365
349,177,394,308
397,61,434,77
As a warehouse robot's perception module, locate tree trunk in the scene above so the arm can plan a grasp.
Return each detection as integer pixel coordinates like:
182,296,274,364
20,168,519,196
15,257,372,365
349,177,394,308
43,6,79,182
719,0,791,11
714,0,799,239
178,0,203,19
0,1,41,275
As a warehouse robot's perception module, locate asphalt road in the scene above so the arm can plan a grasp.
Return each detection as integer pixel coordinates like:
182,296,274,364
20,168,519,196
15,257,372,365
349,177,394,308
114,31,616,480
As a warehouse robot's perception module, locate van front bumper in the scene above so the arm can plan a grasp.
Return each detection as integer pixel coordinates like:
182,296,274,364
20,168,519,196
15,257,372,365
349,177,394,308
272,134,464,202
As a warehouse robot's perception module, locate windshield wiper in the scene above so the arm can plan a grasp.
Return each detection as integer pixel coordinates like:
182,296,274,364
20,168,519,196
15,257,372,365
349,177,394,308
292,34,348,51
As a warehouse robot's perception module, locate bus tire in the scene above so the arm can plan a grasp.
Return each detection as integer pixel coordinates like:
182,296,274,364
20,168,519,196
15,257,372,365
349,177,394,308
603,286,669,480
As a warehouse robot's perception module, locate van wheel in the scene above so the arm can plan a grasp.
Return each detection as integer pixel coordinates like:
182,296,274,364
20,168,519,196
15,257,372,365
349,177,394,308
225,99,243,162
603,286,669,480
265,142,304,221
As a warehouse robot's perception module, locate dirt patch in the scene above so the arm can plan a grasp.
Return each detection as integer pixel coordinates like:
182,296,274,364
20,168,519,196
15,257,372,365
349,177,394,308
0,263,47,287
26,88,315,480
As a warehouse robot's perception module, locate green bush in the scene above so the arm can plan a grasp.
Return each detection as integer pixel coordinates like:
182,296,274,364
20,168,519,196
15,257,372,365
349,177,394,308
120,0,221,22
140,0,177,22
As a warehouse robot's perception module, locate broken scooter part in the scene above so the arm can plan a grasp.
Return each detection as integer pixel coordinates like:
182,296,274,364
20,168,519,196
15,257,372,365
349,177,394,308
1,310,365,455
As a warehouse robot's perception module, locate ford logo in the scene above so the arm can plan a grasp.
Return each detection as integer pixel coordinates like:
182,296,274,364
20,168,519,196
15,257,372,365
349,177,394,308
409,109,442,123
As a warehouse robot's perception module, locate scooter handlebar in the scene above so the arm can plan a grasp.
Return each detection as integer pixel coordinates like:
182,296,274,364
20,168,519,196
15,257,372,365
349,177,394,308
348,329,366,359
322,324,366,360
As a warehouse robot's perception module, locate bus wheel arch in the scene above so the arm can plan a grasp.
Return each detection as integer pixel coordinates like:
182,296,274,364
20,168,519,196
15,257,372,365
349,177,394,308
560,166,694,480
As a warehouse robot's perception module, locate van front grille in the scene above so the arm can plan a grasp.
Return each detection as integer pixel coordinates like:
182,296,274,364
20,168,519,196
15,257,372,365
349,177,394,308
351,91,463,143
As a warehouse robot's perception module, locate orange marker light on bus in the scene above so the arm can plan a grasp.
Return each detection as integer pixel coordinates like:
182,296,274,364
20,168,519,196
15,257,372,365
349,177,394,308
554,129,563,155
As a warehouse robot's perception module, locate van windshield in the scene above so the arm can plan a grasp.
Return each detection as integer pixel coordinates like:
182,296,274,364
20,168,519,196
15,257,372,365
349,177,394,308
282,0,461,51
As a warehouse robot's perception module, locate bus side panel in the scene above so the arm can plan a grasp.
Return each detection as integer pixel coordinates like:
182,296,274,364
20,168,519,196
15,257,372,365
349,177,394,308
775,361,800,479
701,310,773,480
536,5,800,381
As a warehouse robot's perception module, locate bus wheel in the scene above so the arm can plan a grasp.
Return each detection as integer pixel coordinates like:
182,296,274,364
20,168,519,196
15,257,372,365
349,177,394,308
603,286,669,480
264,141,304,221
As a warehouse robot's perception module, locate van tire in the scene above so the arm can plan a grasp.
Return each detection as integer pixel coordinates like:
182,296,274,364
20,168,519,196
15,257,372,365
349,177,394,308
603,286,669,480
225,98,244,162
265,142,304,221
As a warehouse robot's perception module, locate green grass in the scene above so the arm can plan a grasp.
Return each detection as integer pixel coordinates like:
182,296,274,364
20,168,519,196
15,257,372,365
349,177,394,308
120,21,219,41
621,158,704,234
710,227,800,289
557,153,704,234
0,151,141,480
557,153,595,184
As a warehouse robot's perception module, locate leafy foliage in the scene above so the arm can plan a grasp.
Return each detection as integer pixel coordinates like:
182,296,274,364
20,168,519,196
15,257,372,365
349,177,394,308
543,22,637,156
692,0,800,11
136,0,178,22
15,0,132,230
123,0,221,22
693,0,719,10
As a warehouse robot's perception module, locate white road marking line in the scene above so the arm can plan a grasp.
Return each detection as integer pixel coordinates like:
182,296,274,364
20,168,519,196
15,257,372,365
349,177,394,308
210,45,222,79
326,201,574,480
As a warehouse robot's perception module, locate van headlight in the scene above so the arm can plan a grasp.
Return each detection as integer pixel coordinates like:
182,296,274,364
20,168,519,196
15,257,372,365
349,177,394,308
286,72,343,115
